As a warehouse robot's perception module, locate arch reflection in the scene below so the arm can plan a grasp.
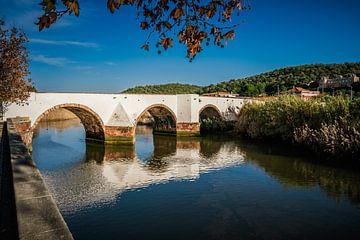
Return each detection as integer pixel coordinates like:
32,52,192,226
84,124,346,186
32,118,360,217
39,129,244,212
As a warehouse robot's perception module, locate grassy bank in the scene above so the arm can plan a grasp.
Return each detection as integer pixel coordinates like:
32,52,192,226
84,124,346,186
236,96,360,160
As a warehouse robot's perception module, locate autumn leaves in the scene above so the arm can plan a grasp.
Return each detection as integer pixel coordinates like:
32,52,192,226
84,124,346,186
37,0,80,31
37,0,246,60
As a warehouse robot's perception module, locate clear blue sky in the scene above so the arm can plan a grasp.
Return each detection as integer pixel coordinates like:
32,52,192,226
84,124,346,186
1,0,359,92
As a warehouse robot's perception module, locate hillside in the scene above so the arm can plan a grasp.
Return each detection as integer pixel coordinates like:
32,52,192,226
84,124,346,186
122,63,360,96
122,83,203,94
201,62,360,96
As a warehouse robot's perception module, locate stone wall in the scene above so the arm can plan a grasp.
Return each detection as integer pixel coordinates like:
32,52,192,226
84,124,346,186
104,126,135,144
5,118,74,239
176,122,200,137
0,121,18,239
9,117,33,147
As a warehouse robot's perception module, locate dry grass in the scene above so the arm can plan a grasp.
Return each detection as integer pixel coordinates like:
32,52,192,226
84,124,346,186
236,95,360,159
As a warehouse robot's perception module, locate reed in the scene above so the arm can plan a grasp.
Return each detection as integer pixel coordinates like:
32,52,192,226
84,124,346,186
236,95,360,159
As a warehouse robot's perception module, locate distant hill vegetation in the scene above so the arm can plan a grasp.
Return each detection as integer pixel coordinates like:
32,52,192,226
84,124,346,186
122,63,360,96
122,83,203,94
200,63,360,96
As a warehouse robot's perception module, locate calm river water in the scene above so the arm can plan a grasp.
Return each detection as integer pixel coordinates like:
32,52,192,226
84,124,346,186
31,119,360,240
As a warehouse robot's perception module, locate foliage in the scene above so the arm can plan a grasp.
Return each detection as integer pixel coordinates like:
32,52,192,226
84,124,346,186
0,19,32,112
37,0,250,60
122,83,202,94
200,117,234,133
294,120,360,159
236,96,360,159
122,63,360,97
201,63,360,96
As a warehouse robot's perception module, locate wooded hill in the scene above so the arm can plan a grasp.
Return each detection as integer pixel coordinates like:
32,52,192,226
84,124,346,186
122,83,202,94
122,63,360,96
200,62,360,96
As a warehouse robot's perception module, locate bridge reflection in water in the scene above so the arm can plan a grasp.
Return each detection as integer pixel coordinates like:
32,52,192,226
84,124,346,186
33,122,245,213
31,119,360,240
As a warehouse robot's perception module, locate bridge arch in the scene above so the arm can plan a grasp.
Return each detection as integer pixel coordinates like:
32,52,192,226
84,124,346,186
32,103,105,142
135,104,177,135
199,104,223,134
199,104,222,120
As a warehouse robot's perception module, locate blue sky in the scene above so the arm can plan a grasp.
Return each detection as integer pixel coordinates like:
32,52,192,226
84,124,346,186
1,0,359,92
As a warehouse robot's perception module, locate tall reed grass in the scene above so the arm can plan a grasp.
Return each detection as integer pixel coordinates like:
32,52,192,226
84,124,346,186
236,95,360,159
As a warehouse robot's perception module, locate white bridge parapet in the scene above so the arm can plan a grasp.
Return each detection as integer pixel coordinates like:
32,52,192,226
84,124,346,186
4,92,251,144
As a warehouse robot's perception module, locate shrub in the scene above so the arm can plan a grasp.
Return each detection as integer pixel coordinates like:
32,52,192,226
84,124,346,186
200,117,234,133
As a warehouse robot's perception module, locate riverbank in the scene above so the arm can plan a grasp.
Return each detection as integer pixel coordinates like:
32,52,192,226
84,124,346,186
235,95,360,160
0,120,73,239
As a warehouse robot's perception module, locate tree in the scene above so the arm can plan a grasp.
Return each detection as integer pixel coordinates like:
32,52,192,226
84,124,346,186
37,0,249,61
0,19,32,118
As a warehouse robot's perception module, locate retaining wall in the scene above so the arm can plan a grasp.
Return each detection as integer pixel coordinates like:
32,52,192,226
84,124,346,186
3,118,73,240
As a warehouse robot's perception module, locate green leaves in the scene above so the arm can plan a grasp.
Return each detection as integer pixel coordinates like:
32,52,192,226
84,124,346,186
202,63,360,97
122,83,202,94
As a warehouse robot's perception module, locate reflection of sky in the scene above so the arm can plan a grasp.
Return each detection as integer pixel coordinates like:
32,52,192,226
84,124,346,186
134,129,154,162
31,120,360,240
32,125,86,170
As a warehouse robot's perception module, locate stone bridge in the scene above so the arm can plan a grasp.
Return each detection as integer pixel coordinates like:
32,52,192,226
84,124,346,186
4,92,251,145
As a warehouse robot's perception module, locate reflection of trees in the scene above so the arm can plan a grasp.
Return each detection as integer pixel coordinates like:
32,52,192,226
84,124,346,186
153,135,177,158
240,141,360,205
291,161,360,205
85,142,105,163
145,135,177,171
199,136,222,159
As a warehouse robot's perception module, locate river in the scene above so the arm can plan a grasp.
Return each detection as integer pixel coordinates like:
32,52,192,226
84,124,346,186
31,119,360,240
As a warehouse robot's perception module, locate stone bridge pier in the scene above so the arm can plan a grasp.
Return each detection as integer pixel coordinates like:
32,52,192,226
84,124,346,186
4,93,248,146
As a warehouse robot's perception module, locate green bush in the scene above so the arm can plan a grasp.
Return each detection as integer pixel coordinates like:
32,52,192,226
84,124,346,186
350,97,360,119
200,117,234,133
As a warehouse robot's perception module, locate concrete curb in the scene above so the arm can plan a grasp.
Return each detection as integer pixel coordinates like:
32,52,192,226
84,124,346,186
7,118,73,240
